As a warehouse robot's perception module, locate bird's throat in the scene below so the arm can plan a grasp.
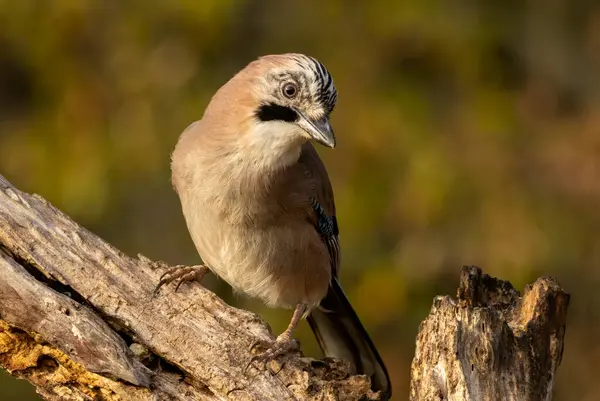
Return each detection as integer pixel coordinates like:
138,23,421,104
242,121,305,173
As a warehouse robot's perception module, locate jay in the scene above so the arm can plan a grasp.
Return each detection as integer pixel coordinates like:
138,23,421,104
157,54,391,397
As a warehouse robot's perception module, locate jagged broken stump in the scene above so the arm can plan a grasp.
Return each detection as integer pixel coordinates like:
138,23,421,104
410,266,569,401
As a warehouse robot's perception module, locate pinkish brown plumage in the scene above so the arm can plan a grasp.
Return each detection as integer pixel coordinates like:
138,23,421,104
162,53,390,398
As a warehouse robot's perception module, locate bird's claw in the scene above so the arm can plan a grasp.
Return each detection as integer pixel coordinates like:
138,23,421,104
153,265,208,296
245,334,300,372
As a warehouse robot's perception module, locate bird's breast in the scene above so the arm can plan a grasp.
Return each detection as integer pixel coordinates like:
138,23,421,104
179,189,331,309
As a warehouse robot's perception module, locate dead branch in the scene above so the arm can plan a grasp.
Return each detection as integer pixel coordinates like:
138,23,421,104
0,174,377,401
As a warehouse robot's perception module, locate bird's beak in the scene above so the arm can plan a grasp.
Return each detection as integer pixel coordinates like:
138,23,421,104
295,111,336,148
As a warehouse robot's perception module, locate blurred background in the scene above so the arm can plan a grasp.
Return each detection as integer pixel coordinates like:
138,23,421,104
0,1,598,400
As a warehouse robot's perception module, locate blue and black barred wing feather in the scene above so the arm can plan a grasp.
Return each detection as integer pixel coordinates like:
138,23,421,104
311,198,341,274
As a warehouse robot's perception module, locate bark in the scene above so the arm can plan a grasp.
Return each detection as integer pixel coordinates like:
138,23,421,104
0,172,569,401
0,174,377,401
410,266,569,401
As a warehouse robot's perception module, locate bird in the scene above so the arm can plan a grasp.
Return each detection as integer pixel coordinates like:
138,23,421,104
155,53,391,398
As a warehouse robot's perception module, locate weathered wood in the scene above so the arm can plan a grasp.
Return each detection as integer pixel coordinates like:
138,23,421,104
410,266,569,401
0,173,379,401
0,171,570,401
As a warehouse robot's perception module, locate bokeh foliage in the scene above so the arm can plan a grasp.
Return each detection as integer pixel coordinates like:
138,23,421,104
1,1,599,400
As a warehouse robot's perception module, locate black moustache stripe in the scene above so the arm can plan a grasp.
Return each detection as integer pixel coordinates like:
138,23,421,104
256,103,298,122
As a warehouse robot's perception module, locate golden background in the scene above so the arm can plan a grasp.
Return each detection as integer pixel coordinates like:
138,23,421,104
0,1,598,400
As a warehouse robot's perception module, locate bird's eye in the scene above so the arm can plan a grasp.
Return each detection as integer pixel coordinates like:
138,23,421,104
282,83,298,98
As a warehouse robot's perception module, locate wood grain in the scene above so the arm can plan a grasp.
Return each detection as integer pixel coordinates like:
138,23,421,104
0,173,378,401
410,266,569,401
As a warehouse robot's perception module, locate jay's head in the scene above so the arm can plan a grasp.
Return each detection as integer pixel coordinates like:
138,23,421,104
207,54,337,150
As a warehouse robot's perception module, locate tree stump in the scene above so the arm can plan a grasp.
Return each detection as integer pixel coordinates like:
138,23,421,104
410,266,569,400
0,173,569,400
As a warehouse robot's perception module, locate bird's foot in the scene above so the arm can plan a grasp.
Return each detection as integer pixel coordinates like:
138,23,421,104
247,331,300,371
153,264,209,296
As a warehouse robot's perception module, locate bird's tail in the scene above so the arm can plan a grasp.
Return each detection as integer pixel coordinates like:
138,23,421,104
307,277,392,399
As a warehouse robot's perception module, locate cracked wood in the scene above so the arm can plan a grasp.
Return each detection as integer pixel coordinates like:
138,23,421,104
0,173,380,401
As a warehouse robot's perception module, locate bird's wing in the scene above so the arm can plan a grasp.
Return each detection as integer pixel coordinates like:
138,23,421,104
299,146,392,397
297,142,341,276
